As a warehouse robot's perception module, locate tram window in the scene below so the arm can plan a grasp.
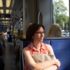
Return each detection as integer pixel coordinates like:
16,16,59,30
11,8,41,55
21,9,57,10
53,0,69,37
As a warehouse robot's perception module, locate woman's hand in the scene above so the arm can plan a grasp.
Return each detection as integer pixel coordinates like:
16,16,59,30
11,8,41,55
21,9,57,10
53,59,61,68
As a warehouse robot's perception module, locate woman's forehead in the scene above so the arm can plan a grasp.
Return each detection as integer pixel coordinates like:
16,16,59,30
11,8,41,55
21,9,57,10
37,27,44,31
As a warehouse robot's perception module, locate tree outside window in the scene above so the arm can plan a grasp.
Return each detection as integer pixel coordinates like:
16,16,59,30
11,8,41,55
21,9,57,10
53,0,69,37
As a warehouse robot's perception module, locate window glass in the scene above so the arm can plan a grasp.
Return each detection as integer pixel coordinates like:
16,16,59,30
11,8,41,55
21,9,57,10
53,0,69,37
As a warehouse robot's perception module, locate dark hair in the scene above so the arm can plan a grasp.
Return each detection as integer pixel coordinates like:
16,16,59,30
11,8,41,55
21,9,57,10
26,23,45,42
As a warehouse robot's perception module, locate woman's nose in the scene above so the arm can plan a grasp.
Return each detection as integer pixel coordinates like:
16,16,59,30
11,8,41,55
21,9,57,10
41,32,44,36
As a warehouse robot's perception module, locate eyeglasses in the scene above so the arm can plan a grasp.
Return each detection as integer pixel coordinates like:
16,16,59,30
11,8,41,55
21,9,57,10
36,31,45,34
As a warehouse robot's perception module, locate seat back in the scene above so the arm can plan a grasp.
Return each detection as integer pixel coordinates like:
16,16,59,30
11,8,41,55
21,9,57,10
44,38,70,70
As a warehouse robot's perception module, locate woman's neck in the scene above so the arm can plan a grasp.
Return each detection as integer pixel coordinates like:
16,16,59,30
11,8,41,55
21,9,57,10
32,41,42,50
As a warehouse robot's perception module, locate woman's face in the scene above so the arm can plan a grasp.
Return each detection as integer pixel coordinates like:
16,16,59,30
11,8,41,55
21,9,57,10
33,27,45,42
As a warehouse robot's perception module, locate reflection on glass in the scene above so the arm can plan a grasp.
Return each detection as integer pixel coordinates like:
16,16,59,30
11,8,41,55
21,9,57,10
6,0,11,7
0,0,3,7
6,9,12,14
0,9,4,14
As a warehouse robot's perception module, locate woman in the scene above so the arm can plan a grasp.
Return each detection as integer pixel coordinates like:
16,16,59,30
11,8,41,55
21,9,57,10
23,23,61,70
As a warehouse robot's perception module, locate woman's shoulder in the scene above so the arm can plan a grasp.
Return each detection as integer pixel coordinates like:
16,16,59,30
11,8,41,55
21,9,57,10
43,43,52,50
23,43,33,51
23,44,31,55
43,43,51,47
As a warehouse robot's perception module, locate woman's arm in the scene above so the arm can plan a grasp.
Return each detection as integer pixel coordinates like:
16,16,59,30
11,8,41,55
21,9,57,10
44,65,58,70
46,44,61,68
23,48,59,70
